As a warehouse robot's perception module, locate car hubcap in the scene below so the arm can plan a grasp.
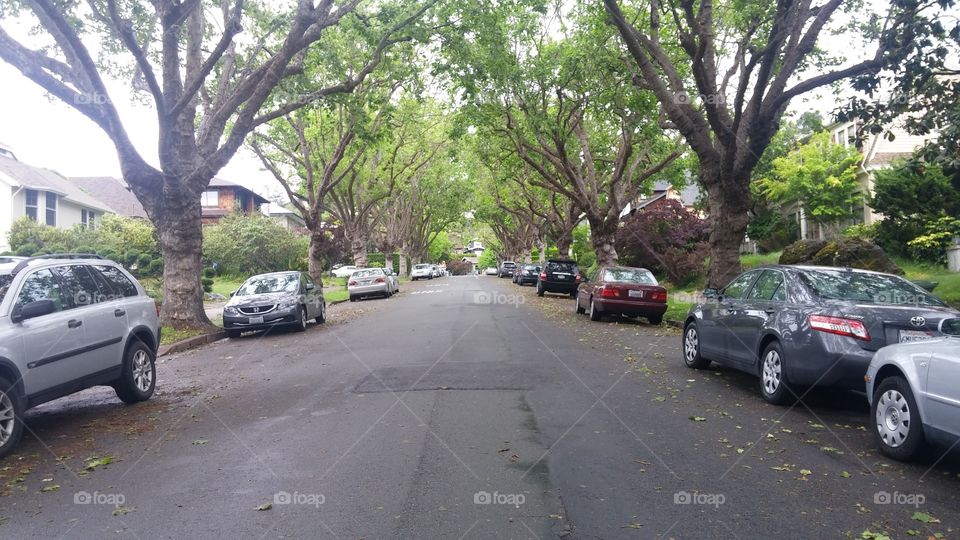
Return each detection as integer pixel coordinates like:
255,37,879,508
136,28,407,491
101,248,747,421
132,350,153,392
684,328,699,363
762,350,782,395
877,390,911,448
0,390,15,446
590,301,595,317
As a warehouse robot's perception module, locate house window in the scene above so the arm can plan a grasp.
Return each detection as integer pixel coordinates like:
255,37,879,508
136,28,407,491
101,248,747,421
45,192,57,226
81,209,96,228
25,189,38,220
200,190,218,207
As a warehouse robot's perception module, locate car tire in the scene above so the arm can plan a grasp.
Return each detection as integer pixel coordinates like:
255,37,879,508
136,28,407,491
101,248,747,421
569,291,577,298
647,315,663,325
0,376,25,459
536,284,545,297
315,302,326,324
872,376,925,461
226,329,241,338
589,298,602,321
575,295,586,314
349,295,357,302
294,305,307,332
113,340,156,404
682,322,710,369
758,341,795,405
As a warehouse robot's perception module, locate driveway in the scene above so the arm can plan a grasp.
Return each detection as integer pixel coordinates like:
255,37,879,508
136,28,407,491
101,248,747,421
1,275,958,538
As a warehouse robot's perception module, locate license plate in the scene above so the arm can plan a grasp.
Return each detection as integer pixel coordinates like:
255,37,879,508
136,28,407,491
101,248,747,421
555,275,567,280
249,316,264,324
899,329,933,343
628,290,644,298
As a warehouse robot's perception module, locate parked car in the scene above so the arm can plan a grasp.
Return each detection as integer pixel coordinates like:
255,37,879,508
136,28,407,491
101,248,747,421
0,254,161,458
681,265,960,405
385,269,400,293
484,267,498,276
348,268,397,301
223,271,325,337
331,265,358,278
865,317,960,461
575,266,667,324
498,261,517,278
431,265,442,278
514,264,541,286
536,259,581,297
411,264,433,280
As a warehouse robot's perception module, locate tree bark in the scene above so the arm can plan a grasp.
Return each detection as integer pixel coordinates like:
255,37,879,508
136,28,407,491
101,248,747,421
398,252,409,276
349,234,368,268
588,217,619,267
703,175,751,288
556,234,572,259
308,228,327,287
384,254,394,272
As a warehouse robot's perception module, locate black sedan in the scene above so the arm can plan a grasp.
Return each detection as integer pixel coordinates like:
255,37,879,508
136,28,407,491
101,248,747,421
222,271,326,338
514,264,541,286
681,265,959,405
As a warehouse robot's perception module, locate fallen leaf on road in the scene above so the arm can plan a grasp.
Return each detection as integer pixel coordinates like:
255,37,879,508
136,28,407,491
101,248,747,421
689,416,706,422
911,512,940,524
840,471,851,478
112,506,133,516
192,439,208,445
254,503,272,511
39,485,60,493
620,522,643,529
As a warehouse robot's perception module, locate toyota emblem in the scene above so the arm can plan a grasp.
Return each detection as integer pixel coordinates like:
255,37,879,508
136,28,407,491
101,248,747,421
910,316,926,328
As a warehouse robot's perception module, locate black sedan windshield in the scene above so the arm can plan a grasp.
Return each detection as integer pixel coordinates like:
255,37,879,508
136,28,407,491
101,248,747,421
799,269,946,307
236,274,299,296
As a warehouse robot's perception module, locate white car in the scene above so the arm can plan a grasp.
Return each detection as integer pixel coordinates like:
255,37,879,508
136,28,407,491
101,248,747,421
411,264,433,280
331,265,358,278
484,267,498,276
865,317,960,461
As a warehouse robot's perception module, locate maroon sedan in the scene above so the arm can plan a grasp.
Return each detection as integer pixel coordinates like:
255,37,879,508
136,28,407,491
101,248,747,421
574,266,667,324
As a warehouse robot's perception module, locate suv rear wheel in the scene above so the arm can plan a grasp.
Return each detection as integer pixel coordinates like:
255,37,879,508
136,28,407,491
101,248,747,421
0,377,24,458
114,341,156,404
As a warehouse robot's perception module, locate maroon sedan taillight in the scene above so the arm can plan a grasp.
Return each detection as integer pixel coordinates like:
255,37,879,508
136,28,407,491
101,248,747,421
348,280,357,286
650,290,667,303
600,285,620,298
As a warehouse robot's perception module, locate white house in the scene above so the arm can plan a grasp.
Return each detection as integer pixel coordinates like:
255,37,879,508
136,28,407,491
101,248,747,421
787,119,934,240
263,202,306,230
0,151,114,252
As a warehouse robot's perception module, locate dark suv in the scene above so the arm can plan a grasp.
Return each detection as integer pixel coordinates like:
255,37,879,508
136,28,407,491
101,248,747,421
537,259,581,297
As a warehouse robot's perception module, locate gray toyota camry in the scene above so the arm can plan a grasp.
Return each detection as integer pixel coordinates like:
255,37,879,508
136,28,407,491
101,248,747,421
681,265,960,405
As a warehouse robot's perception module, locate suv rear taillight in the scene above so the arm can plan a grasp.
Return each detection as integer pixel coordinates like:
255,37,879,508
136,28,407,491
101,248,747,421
539,272,547,280
599,285,620,298
809,315,871,341
575,274,582,284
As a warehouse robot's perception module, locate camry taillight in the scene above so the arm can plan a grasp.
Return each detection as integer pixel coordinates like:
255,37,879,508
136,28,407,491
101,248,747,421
375,277,385,283
809,315,871,341
348,280,357,286
600,285,620,298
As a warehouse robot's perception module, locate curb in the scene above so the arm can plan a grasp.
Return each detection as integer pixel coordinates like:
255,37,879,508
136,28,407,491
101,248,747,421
158,331,226,357
665,319,684,329
159,298,351,357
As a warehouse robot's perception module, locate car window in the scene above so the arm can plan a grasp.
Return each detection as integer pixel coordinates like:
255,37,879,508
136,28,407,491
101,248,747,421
602,268,657,285
721,271,760,299
236,273,299,295
15,268,67,312
798,269,946,306
746,270,786,301
0,274,12,305
352,269,382,278
547,261,577,273
53,265,103,306
94,265,139,297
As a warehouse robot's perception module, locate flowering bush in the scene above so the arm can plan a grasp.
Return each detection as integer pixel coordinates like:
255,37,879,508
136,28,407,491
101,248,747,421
615,199,709,286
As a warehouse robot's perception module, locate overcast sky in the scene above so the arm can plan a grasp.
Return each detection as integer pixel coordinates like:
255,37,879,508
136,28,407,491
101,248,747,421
0,2,922,201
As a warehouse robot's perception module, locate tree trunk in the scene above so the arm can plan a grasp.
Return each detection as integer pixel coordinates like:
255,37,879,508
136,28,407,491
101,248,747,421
308,228,327,287
348,233,368,267
588,217,619,267
151,192,213,329
384,253,394,272
704,176,751,289
539,239,547,264
556,234,572,259
398,252,408,276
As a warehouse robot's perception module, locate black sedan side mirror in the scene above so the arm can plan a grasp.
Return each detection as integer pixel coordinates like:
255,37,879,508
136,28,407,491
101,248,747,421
703,288,719,299
11,299,56,323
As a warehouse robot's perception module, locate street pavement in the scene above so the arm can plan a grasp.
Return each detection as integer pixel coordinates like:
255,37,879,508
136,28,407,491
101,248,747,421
1,275,958,539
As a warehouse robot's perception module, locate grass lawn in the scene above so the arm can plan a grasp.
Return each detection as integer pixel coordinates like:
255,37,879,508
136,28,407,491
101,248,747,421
897,259,960,308
326,289,349,303
210,275,246,298
160,326,209,346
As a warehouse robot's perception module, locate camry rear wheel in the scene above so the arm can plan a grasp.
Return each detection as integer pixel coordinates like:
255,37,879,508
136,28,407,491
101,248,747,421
682,322,710,369
873,376,924,461
759,342,793,405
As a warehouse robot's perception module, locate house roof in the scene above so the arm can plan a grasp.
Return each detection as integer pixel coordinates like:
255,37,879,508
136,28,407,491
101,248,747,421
70,176,148,218
0,156,114,213
209,177,269,204
650,180,702,207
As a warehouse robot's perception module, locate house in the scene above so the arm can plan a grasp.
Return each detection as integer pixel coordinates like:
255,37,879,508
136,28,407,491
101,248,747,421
785,119,934,240
71,176,148,218
0,153,115,252
619,180,703,220
463,239,484,255
200,178,269,224
263,202,306,230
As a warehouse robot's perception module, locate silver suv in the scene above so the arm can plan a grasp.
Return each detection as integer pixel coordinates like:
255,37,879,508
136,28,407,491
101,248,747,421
0,255,161,458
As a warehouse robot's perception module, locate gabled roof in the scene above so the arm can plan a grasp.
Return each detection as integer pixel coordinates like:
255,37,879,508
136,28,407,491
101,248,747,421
0,156,114,213
209,177,269,205
70,176,148,218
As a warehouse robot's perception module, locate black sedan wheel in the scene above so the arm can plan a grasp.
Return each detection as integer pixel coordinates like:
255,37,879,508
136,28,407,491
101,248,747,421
872,376,925,461
682,322,710,369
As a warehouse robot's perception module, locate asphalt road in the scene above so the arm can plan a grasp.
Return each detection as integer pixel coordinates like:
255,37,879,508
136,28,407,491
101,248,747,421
2,275,959,539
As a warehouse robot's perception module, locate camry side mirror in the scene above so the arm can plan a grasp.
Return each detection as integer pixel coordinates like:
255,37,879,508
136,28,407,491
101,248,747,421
703,288,719,299
939,318,960,336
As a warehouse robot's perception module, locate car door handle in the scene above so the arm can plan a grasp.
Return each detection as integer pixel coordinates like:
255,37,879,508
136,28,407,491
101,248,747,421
114,309,126,317
764,308,776,314
67,319,82,328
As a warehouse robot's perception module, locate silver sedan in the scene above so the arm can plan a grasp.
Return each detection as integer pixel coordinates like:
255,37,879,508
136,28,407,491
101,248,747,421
866,317,960,461
347,268,396,301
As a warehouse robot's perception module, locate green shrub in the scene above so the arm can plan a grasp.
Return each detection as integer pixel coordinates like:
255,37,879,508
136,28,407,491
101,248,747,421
202,267,216,279
368,252,386,267
201,277,214,293
203,214,307,275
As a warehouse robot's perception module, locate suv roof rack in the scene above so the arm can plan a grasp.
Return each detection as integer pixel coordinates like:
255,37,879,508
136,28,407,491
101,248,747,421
11,253,104,275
